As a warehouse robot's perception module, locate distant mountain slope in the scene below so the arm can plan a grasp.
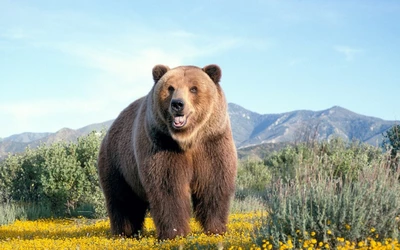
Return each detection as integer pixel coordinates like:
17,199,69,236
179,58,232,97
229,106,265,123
232,105,395,148
77,120,114,134
228,103,262,145
2,132,51,143
0,104,397,158
0,121,113,158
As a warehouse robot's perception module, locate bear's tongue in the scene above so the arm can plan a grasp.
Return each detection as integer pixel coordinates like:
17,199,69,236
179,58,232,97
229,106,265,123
173,116,185,127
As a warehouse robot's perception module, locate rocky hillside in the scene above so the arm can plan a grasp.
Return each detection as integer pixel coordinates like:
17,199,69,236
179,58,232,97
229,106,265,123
230,104,395,148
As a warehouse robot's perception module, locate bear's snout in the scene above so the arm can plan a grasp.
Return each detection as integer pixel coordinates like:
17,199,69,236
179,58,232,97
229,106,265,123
171,99,185,113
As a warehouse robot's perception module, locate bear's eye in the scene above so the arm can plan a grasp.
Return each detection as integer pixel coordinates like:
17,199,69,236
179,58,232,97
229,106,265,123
168,86,175,92
190,86,197,94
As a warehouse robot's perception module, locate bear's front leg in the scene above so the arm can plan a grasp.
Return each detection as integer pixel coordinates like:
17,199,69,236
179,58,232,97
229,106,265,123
191,185,232,235
141,157,192,240
191,144,237,235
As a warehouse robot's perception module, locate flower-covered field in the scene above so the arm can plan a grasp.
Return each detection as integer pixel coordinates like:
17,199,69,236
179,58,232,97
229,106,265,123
1,213,259,250
1,212,399,250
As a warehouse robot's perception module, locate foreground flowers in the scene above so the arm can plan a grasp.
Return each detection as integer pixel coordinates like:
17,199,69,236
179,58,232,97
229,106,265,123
0,212,399,249
0,213,259,250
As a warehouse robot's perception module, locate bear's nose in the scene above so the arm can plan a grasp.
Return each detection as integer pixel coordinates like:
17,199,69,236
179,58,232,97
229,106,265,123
171,99,185,112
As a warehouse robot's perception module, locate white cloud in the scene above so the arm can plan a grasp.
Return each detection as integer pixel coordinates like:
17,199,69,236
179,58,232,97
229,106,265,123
334,45,363,61
53,30,248,105
0,98,108,135
0,24,252,136
0,2,265,137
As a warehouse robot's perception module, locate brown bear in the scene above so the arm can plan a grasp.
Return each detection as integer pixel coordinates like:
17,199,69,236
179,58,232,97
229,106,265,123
97,64,237,240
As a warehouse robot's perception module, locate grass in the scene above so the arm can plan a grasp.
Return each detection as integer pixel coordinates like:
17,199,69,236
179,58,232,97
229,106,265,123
0,202,19,225
1,213,399,249
0,201,52,225
0,212,262,250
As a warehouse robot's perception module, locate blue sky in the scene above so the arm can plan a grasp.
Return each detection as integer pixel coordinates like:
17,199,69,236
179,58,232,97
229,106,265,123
1,0,399,138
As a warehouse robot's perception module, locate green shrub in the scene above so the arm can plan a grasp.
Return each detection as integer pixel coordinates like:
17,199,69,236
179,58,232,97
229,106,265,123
0,130,106,221
236,159,272,199
255,151,400,248
264,137,383,181
0,153,21,202
382,124,400,171
263,145,302,181
75,131,107,218
40,142,86,215
230,195,266,213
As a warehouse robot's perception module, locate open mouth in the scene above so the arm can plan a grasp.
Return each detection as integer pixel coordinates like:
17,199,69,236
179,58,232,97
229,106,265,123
172,115,187,129
172,113,191,129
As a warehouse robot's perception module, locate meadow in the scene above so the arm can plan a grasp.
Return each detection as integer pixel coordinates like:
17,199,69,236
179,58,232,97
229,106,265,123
1,131,400,249
1,212,400,249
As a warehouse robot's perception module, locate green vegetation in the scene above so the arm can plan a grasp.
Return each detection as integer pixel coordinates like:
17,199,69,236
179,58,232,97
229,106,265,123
382,124,400,169
0,131,106,224
1,129,399,248
253,140,400,248
235,137,399,248
383,124,400,154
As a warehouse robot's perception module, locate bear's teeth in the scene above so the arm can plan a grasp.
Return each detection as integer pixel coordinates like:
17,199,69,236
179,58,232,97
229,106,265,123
174,116,185,126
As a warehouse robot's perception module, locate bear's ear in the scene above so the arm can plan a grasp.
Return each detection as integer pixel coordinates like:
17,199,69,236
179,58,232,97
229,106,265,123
152,65,170,84
203,64,221,84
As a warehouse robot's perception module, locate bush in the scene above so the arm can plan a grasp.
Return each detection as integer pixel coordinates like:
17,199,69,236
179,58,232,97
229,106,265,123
255,147,400,248
264,137,383,181
382,124,400,171
75,132,107,218
0,153,21,203
0,130,106,223
235,159,272,199
40,142,86,215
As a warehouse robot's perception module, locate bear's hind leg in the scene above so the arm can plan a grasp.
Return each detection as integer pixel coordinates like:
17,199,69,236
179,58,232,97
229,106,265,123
105,173,148,237
108,193,148,237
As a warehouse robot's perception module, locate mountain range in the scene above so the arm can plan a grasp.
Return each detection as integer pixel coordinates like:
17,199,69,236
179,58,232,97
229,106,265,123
0,103,397,158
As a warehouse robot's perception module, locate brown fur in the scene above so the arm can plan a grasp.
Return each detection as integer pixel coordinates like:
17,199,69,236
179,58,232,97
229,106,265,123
97,64,237,240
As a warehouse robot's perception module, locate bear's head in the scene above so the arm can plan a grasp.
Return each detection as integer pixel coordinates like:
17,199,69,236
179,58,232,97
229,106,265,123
151,64,227,148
